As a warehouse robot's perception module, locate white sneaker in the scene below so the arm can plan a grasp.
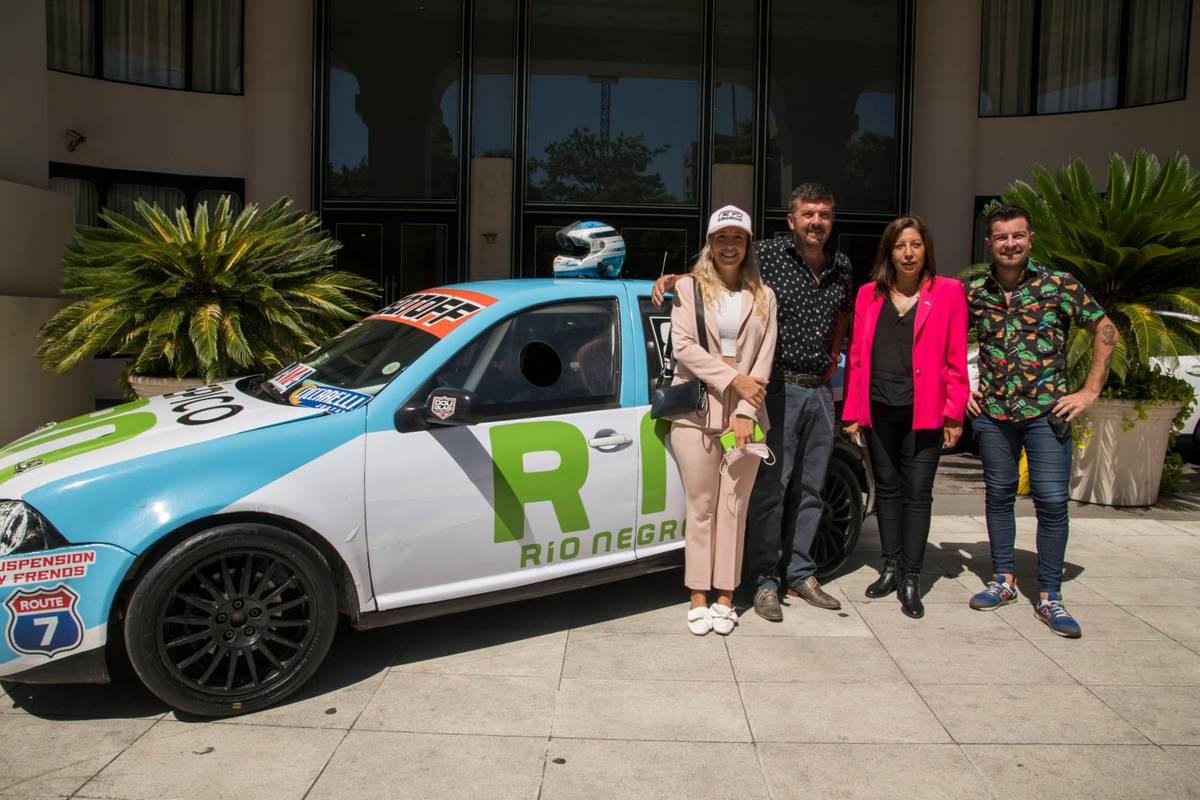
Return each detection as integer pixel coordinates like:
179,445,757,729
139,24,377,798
687,606,712,635
709,603,738,635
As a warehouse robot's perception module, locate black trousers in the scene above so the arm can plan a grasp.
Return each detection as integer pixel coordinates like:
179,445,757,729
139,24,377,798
866,402,943,572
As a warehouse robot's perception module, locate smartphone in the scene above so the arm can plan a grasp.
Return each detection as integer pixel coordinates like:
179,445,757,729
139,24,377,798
720,423,765,451
1046,413,1071,444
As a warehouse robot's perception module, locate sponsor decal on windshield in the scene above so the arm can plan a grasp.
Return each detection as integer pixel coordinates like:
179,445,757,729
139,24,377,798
368,288,496,338
269,363,315,394
289,384,371,414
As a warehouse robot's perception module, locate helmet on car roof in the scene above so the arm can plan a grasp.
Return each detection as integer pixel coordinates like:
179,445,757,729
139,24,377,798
552,220,625,279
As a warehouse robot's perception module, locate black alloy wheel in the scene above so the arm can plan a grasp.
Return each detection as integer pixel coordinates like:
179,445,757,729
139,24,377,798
813,454,864,578
124,524,337,717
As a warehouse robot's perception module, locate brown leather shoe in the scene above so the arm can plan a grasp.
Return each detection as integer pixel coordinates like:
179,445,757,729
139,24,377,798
787,577,842,610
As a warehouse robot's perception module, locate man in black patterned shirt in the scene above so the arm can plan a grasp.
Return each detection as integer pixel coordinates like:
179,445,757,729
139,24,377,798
653,183,851,620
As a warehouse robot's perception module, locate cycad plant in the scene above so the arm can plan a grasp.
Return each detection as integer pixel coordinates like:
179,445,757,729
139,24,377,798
37,196,378,382
983,150,1200,388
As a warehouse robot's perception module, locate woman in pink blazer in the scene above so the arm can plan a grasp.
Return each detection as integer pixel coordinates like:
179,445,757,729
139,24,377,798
842,215,968,618
668,205,777,635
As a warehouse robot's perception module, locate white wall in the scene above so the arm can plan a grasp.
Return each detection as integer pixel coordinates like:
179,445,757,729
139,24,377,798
0,180,74,297
1,0,50,187
911,0,1200,272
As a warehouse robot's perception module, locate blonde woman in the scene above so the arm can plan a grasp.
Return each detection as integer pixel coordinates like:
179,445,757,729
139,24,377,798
668,206,777,635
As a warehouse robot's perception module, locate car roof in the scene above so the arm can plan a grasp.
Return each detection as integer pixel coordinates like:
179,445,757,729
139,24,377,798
439,278,657,302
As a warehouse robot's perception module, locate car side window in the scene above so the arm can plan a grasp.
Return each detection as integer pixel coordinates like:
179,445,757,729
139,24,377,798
416,299,621,419
639,297,674,403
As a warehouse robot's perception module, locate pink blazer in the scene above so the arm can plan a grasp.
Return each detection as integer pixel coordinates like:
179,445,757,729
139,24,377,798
668,276,778,432
842,276,969,430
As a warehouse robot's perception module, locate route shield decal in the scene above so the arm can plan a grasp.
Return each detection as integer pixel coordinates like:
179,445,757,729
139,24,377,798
430,396,457,420
4,585,84,657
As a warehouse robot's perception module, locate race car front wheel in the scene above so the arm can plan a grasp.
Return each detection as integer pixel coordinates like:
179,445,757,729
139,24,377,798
124,523,337,717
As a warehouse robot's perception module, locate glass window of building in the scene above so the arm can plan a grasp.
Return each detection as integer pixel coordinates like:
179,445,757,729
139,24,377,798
472,0,515,159
50,177,101,227
979,0,1191,116
47,0,96,75
525,0,702,205
46,0,243,94
195,189,243,215
106,184,188,219
102,0,186,89
326,1,461,199
766,0,901,213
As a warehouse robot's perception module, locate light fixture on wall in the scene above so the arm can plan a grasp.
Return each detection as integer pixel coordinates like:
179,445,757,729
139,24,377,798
65,129,87,152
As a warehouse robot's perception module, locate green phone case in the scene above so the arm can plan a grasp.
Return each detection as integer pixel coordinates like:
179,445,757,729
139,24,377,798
720,423,765,451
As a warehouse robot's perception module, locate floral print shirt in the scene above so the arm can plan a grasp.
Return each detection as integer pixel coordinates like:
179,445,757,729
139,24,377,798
965,259,1105,421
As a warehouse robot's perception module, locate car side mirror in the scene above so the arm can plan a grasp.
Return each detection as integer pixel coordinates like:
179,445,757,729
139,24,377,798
421,387,479,426
393,403,427,433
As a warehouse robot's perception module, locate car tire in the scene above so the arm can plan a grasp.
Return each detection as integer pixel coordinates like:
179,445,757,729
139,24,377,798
123,523,338,717
814,453,865,578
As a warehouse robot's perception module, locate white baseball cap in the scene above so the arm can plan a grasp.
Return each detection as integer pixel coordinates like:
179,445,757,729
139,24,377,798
706,205,753,238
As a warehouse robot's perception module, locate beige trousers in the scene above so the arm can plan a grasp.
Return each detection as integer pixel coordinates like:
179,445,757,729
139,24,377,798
670,424,762,592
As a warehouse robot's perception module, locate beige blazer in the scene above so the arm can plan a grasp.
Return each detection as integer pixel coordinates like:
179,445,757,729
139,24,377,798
668,275,778,432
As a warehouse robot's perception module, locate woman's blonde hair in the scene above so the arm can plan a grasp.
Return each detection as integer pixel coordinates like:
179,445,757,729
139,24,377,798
688,235,770,320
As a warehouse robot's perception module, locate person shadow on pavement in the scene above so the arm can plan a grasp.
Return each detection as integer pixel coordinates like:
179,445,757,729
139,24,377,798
926,538,1085,605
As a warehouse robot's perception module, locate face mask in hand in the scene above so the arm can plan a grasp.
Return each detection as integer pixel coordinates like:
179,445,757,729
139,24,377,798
724,442,774,468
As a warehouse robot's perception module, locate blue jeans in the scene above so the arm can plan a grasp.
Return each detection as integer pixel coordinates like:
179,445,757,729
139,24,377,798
971,413,1072,593
746,381,835,590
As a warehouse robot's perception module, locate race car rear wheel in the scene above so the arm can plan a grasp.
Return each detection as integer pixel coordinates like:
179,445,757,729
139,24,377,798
813,453,864,578
124,523,337,717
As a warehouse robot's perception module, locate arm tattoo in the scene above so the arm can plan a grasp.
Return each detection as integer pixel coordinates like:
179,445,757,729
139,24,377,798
1100,321,1117,347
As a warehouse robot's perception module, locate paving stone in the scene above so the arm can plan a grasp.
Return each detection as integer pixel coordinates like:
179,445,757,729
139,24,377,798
306,731,546,800
204,668,387,730
0,715,154,794
1073,518,1192,537
916,684,1146,744
856,600,1021,640
1125,605,1200,641
1033,639,1200,686
552,678,749,742
78,721,343,800
354,673,557,737
833,571,974,604
562,631,733,681
1076,577,1200,606
1090,687,1200,745
740,682,950,743
727,636,905,683
882,637,1076,686
0,755,121,798
997,603,1168,642
963,744,1200,800
758,743,992,799
392,630,568,679
540,739,769,800
1166,746,1200,778
733,598,874,637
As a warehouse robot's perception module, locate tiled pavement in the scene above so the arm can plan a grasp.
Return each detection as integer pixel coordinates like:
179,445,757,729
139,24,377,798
4,514,1200,799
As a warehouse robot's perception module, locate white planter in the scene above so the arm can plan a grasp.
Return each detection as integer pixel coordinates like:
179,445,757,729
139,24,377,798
128,375,209,400
1070,398,1185,507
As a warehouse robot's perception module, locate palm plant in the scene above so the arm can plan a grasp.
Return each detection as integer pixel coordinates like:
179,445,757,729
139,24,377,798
980,150,1200,388
37,196,378,382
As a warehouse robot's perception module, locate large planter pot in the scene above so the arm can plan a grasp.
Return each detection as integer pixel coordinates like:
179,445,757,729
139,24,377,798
1069,398,1185,506
128,375,209,399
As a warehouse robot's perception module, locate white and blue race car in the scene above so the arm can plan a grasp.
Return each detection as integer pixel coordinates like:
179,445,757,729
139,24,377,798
0,277,869,715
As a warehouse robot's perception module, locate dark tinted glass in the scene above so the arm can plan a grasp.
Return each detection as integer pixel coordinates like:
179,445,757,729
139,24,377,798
526,0,701,205
473,0,515,157
327,1,461,199
102,0,185,89
713,0,755,165
766,0,900,212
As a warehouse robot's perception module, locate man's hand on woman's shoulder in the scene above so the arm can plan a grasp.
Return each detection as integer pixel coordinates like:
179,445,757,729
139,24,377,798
651,274,681,305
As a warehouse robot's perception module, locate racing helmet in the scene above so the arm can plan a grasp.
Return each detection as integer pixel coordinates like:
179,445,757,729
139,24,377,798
552,220,625,278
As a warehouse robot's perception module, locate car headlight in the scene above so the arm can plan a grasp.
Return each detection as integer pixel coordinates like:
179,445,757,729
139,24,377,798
0,501,69,558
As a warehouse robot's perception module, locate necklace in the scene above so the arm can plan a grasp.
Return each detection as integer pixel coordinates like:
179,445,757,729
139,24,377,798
890,290,919,318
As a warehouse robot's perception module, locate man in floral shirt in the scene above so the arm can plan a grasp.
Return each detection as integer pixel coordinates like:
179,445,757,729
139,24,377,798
964,204,1118,638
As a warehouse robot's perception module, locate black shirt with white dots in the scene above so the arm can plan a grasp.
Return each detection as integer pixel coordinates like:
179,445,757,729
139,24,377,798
753,235,853,376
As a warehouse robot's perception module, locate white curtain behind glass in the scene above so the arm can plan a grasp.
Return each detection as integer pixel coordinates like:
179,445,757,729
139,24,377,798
47,0,95,74
106,185,188,220
1037,0,1122,113
49,178,101,227
979,0,1036,116
103,0,186,88
192,0,242,93
1126,0,1189,105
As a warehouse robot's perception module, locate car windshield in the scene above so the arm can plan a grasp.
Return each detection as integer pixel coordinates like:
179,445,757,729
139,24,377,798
262,319,440,401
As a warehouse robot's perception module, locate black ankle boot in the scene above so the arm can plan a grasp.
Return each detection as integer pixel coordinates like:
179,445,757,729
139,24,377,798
865,557,899,599
898,571,924,618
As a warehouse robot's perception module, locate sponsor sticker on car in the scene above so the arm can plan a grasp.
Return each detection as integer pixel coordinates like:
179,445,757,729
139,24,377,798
430,395,457,420
0,550,96,588
289,384,372,414
368,288,496,338
269,363,316,394
4,584,84,657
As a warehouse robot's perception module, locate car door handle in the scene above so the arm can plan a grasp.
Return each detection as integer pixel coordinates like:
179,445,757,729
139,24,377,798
588,429,632,451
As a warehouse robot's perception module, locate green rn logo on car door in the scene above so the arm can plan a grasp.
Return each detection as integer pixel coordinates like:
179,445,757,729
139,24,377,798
489,413,683,568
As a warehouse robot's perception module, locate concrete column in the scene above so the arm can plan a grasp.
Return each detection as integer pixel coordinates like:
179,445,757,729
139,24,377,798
1,0,50,188
244,0,314,209
909,0,981,273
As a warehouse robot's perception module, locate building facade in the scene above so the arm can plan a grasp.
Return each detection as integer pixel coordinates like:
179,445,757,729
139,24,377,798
1,0,1197,440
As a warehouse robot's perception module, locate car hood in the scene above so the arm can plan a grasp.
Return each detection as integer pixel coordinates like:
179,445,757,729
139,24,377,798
0,379,328,500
